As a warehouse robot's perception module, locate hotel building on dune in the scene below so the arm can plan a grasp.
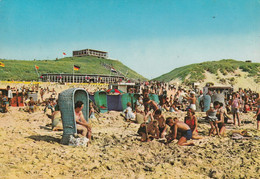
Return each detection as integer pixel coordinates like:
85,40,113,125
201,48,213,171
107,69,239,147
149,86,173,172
72,49,108,59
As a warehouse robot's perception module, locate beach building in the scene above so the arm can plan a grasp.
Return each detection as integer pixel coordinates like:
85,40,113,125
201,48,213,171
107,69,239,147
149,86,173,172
109,83,141,93
73,49,108,59
40,73,124,83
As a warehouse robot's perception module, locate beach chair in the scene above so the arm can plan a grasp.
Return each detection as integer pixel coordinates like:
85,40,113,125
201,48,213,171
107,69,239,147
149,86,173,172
59,88,89,145
121,93,132,110
94,91,108,113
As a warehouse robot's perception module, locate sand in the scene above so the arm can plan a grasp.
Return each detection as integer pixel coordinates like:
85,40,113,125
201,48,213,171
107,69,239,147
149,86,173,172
0,106,259,178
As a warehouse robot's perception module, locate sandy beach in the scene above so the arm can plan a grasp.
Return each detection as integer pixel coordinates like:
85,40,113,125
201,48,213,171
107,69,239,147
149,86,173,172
0,105,259,178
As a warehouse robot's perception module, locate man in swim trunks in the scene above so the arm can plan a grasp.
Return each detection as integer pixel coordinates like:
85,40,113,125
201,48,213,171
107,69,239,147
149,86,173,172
184,91,197,111
75,101,92,142
166,117,194,146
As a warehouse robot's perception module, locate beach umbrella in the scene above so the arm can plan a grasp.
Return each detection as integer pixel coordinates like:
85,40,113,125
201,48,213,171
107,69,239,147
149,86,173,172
106,89,123,94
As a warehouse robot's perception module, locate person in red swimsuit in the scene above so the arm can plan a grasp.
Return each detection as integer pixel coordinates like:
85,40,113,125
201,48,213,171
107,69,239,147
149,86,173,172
184,109,203,139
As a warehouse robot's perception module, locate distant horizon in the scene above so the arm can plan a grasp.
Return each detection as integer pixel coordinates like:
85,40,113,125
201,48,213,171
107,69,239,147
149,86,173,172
1,0,260,79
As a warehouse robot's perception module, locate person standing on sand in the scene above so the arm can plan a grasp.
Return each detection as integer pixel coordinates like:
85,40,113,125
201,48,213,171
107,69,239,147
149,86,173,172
75,101,92,142
216,102,226,136
184,91,196,111
207,101,220,137
202,91,211,112
7,85,13,106
254,93,260,130
231,93,241,126
166,117,194,146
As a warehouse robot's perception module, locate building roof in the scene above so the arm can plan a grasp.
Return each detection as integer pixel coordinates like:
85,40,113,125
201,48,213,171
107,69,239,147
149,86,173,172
73,49,108,53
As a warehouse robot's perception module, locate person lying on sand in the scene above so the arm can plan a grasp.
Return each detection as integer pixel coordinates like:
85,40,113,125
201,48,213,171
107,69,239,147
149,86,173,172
153,109,167,138
137,120,159,142
75,101,92,142
184,109,203,139
166,117,194,146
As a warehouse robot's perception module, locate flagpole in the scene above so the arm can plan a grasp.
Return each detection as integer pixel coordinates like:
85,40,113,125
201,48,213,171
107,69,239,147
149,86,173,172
73,64,74,84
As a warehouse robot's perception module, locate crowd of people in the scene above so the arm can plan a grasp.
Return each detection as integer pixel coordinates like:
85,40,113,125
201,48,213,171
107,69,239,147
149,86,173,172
124,85,260,146
1,82,260,146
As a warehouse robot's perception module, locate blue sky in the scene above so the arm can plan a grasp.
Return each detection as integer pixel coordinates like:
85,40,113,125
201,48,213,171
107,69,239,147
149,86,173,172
0,0,260,79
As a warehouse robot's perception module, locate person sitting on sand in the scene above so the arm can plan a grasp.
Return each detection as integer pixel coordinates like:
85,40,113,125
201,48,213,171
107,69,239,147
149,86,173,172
123,102,136,121
137,120,159,142
166,117,194,146
184,109,203,139
0,91,7,113
28,97,35,114
153,109,167,138
207,101,220,137
75,101,92,142
253,96,260,130
44,99,54,114
135,96,144,113
169,101,179,112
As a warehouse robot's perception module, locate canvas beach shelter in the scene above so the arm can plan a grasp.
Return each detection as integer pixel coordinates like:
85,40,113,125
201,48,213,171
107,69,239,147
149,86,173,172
59,88,89,145
94,91,108,113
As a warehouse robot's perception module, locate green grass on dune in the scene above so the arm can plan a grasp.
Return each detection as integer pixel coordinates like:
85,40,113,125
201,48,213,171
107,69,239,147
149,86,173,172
0,56,147,81
153,59,260,83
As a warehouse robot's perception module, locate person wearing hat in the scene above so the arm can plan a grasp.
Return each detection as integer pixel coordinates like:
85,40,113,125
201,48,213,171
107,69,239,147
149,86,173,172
184,91,197,111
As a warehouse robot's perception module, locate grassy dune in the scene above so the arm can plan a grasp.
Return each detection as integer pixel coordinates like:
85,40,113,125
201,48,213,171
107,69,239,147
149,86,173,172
153,59,260,84
0,56,147,81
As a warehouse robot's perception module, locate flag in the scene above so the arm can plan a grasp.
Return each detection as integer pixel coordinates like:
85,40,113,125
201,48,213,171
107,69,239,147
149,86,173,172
0,62,5,67
111,67,117,73
63,52,66,55
35,65,39,70
74,65,80,71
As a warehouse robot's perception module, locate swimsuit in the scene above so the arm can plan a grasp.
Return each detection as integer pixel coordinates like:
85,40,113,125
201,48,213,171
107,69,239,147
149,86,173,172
185,116,198,132
183,129,192,140
208,109,218,122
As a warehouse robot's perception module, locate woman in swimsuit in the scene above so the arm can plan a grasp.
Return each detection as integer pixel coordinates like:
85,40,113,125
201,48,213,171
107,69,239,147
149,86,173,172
184,109,203,139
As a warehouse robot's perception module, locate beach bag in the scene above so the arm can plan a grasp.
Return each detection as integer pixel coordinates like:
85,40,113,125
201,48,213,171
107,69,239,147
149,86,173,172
136,113,144,124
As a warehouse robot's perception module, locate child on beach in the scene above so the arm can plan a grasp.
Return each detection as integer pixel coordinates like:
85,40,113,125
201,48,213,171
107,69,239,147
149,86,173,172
28,97,35,114
216,102,226,136
89,101,96,119
207,101,220,137
166,117,194,146
137,120,160,142
123,102,136,121
153,109,167,138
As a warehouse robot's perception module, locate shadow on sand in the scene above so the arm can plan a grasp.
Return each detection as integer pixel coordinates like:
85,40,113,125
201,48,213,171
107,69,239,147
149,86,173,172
27,135,61,143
